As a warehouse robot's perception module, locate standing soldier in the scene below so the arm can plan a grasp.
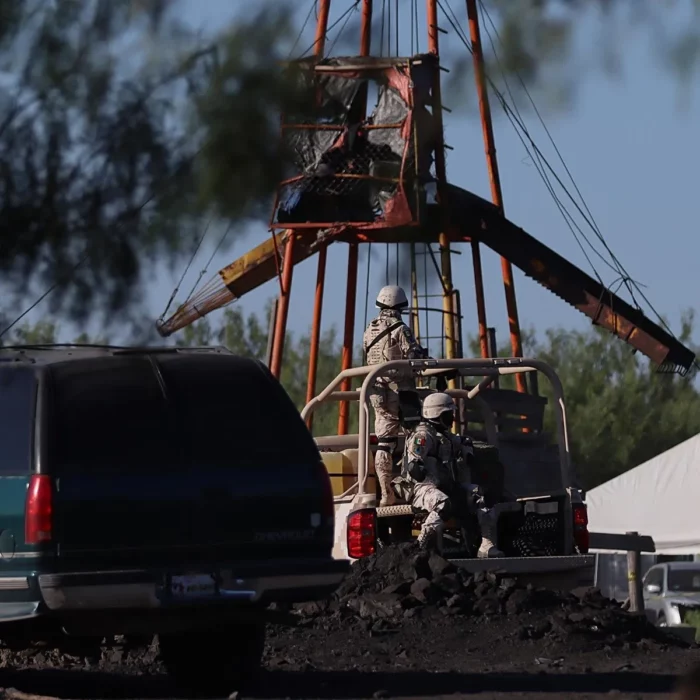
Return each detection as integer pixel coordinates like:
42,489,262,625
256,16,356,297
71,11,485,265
363,285,428,507
403,392,504,557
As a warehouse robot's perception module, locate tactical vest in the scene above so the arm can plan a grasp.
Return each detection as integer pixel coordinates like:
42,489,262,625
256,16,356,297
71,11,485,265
364,316,405,366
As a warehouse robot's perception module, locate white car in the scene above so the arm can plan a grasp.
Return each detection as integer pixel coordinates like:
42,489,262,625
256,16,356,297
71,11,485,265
642,562,700,627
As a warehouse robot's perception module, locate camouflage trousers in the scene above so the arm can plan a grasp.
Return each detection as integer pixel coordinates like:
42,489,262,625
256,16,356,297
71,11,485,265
370,386,401,505
411,470,475,546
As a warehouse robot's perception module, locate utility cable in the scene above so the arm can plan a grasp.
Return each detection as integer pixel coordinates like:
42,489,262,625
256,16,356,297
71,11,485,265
288,0,317,59
440,0,685,346
296,1,361,59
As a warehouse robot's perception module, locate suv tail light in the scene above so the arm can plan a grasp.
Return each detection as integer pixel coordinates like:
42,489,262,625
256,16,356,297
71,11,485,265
347,509,376,558
25,475,53,545
315,461,335,522
572,503,589,554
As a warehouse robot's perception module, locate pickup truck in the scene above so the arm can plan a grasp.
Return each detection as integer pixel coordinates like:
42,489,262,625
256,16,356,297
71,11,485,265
0,344,347,692
302,357,594,590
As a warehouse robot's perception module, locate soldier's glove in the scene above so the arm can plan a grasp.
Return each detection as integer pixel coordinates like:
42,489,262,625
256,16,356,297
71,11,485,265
407,459,426,483
470,485,486,509
436,375,448,392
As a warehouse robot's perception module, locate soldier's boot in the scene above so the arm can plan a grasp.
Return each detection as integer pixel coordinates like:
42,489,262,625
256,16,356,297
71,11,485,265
417,512,444,551
374,449,397,507
477,508,505,559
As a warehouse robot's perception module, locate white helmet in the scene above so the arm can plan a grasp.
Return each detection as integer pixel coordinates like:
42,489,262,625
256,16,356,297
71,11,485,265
422,392,456,421
376,285,408,310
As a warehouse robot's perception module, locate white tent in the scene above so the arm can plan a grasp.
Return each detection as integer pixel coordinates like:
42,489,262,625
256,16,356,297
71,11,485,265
586,433,700,555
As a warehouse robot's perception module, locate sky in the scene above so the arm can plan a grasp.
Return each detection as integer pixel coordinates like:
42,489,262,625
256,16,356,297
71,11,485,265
27,1,700,356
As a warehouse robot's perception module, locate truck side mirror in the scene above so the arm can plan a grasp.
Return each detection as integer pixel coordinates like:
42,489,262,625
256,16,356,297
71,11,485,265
645,584,661,595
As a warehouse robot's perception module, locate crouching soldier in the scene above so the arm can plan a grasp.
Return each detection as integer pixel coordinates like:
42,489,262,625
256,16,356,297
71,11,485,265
400,392,504,557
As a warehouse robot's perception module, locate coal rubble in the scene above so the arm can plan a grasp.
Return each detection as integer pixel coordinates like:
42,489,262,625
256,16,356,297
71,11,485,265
291,544,684,651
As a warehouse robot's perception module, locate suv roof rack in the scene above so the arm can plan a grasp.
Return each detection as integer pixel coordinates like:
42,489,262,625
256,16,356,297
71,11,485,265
0,344,234,364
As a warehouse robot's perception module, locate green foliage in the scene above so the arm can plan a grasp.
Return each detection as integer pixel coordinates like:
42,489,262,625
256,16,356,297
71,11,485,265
6,306,700,493
469,1,700,109
683,608,700,643
469,312,700,489
1,0,697,330
0,318,108,346
0,0,298,324
180,304,700,492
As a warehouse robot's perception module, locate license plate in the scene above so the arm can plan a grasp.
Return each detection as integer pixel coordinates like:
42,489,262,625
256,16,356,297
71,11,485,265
170,574,217,598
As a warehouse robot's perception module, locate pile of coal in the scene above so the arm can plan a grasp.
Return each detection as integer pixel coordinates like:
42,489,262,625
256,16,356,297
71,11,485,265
0,636,162,674
292,544,686,649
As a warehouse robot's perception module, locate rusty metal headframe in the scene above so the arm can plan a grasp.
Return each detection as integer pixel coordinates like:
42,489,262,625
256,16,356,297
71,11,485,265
271,54,439,233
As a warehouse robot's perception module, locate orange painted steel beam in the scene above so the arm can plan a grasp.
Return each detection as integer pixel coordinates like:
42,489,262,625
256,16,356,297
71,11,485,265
306,245,328,430
337,0,372,435
312,0,331,57
269,231,296,379
426,0,460,366
306,0,333,428
466,0,525,390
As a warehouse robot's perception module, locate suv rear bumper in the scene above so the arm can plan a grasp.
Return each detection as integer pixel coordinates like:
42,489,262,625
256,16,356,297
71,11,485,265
37,559,349,612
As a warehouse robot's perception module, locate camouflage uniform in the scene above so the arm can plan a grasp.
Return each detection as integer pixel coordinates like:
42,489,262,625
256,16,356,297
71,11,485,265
403,420,504,557
363,308,427,506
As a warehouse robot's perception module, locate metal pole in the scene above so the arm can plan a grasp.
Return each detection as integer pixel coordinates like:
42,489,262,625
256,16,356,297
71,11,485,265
265,299,278,368
306,245,328,429
426,0,457,369
626,531,644,613
269,231,296,379
410,242,421,343
471,240,489,358
337,0,372,435
305,0,333,428
466,0,526,393
312,0,332,57
361,0,372,55
338,243,359,435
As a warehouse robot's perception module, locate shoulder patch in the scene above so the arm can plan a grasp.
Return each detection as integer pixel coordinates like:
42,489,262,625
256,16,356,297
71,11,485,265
414,435,427,447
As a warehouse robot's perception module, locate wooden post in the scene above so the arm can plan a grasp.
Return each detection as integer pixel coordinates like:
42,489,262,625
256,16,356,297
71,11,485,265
626,531,644,613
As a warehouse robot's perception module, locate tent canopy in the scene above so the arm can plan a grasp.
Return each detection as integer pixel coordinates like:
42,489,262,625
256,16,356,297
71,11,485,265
586,433,700,555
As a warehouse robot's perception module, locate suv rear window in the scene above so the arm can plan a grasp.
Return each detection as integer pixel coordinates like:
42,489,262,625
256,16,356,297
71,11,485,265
0,366,37,475
49,356,173,474
155,354,320,467
49,353,319,473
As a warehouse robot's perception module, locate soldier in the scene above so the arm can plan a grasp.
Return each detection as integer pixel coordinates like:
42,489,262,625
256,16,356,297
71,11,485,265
403,392,504,557
363,285,428,507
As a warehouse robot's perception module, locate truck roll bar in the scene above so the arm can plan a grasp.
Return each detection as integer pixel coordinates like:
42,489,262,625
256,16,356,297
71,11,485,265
302,357,573,500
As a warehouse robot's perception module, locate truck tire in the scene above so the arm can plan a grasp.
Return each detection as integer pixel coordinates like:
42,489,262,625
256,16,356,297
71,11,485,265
159,621,266,695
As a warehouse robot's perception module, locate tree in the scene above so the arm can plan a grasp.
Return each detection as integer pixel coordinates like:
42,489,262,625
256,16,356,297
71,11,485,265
0,318,106,346
6,304,700,491
530,315,700,489
469,312,700,489
182,303,700,488
1,0,696,331
0,1,298,324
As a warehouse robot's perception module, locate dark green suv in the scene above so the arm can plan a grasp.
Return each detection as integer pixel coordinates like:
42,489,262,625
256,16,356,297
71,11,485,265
0,344,347,691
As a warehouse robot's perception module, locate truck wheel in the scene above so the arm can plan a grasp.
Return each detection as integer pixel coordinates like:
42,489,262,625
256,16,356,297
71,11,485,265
159,621,265,695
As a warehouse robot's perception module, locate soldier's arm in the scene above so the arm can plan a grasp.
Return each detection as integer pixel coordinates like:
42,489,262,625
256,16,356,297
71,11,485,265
396,324,428,359
405,429,436,463
405,429,436,482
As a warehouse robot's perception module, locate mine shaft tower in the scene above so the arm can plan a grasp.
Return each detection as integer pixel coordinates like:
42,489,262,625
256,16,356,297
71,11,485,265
157,0,695,434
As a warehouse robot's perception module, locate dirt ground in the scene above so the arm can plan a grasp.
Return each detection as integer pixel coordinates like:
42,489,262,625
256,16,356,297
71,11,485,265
0,546,697,699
